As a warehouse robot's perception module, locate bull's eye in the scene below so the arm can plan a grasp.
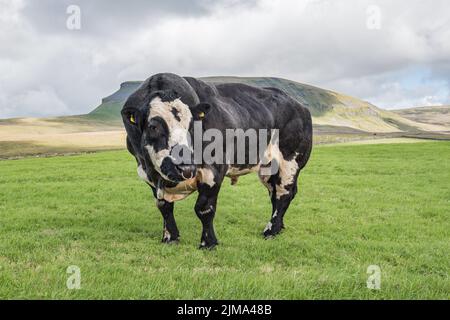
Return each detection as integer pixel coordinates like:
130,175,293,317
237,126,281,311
129,114,136,124
149,124,157,132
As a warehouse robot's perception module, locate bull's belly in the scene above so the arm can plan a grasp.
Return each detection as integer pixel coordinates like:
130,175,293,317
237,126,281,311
137,164,262,203
226,165,260,177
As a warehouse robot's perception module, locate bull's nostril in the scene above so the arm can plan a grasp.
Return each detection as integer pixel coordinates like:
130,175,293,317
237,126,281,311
179,165,196,180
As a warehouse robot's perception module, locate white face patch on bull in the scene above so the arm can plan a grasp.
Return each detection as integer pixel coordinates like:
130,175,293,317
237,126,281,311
137,164,154,186
145,96,193,180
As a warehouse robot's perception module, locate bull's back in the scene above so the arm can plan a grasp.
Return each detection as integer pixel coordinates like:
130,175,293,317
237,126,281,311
214,83,311,133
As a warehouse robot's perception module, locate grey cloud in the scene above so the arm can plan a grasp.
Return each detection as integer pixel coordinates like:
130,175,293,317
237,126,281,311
1,86,70,118
0,0,449,118
21,0,213,35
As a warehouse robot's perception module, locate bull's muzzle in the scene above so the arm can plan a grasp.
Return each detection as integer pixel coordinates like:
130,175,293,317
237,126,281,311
178,164,197,180
160,157,196,182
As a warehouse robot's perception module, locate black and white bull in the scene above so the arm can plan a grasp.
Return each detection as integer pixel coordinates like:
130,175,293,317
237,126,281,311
122,73,312,249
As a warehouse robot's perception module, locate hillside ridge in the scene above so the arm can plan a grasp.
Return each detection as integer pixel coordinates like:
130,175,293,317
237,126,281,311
393,105,450,127
1,76,449,158
89,76,448,133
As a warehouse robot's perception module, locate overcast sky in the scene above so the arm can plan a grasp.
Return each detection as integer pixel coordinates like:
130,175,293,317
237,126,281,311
0,0,449,118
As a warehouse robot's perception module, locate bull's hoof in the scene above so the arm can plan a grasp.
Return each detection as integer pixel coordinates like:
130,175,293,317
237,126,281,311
161,237,180,245
162,228,179,244
262,222,283,239
263,231,281,239
198,240,218,250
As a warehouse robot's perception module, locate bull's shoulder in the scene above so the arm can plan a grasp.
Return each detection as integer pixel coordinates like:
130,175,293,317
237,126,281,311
214,82,263,96
183,77,219,100
214,83,290,103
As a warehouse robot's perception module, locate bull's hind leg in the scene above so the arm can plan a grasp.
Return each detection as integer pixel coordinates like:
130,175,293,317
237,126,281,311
259,157,300,239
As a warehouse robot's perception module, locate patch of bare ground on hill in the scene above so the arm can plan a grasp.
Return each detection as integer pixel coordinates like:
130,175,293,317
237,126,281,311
393,105,450,127
0,117,125,159
1,105,450,159
313,125,450,145
1,121,449,159
3,77,449,159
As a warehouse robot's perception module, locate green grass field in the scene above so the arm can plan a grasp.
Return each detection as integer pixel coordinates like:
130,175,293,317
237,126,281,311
0,142,448,299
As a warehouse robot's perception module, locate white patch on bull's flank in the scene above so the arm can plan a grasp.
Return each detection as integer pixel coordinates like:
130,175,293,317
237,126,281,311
258,169,273,195
197,167,216,187
275,154,299,199
145,97,193,179
272,210,278,218
262,140,299,199
223,149,293,192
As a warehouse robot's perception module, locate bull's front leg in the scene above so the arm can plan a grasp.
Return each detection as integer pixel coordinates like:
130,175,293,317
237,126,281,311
194,183,220,249
156,198,180,244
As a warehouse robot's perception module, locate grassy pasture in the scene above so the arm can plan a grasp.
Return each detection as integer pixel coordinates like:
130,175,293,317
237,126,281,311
0,142,448,299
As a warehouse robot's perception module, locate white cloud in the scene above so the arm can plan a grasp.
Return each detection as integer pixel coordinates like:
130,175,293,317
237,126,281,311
0,0,449,118
0,86,69,118
367,80,449,109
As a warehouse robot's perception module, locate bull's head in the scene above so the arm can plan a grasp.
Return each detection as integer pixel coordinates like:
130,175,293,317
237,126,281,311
122,74,210,184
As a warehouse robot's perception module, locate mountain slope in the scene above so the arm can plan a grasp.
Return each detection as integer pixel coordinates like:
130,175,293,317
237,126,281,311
88,76,448,133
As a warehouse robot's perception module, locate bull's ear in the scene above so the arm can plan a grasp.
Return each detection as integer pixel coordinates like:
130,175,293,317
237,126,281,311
122,108,142,127
190,103,211,121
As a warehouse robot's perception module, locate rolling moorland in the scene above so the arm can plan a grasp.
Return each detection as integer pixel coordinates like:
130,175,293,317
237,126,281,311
393,105,450,127
1,77,449,158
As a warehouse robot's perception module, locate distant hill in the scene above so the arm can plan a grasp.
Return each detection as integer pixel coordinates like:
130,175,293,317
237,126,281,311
393,106,450,127
88,76,448,133
1,76,449,158
88,81,143,121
